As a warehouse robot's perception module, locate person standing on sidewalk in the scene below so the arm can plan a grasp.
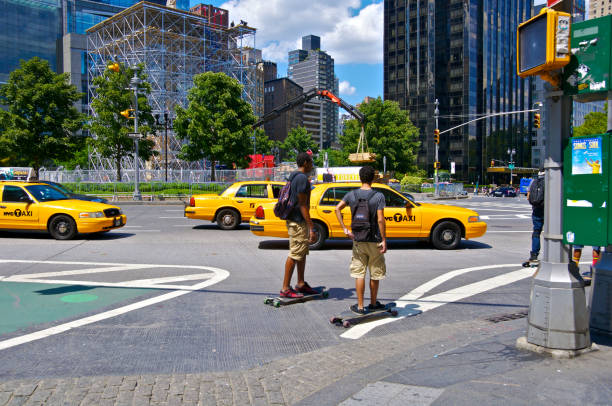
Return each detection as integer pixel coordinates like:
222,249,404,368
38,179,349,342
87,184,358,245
279,152,318,298
334,166,387,314
523,170,545,267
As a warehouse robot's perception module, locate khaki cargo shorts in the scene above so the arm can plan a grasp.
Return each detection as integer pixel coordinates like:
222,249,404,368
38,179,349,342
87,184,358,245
286,220,309,261
349,241,386,280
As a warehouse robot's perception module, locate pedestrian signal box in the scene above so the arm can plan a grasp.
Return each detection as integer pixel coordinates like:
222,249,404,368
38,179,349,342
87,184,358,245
517,8,571,80
563,133,610,246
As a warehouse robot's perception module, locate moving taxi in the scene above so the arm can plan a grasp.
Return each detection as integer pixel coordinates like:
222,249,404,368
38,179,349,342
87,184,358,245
249,182,487,250
0,181,126,240
184,181,285,230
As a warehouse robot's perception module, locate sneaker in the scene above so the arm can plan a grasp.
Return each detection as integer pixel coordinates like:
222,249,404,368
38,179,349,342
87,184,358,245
581,270,593,286
295,282,319,295
368,301,386,311
350,304,368,315
280,287,304,299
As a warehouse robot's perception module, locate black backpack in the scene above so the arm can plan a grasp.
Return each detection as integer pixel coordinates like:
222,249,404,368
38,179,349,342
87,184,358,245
274,172,298,220
528,177,545,207
351,190,377,242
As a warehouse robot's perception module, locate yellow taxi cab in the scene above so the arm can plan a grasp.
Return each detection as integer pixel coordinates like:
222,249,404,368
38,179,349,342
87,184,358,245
249,182,487,250
0,181,126,240
184,181,285,230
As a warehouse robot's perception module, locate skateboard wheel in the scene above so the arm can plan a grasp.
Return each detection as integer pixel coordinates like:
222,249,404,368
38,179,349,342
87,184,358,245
274,301,281,308
264,298,271,304
390,310,398,317
322,291,329,298
343,321,351,328
330,316,339,324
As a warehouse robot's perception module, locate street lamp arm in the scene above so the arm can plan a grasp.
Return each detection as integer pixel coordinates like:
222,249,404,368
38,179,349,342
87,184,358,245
438,108,541,135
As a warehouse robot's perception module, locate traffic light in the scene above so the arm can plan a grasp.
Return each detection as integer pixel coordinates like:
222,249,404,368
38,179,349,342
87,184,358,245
517,8,571,83
433,161,441,169
107,62,120,73
120,109,134,119
434,128,440,144
491,160,495,167
534,113,541,128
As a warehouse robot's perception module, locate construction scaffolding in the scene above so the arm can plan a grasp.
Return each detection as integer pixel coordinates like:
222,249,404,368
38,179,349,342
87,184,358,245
86,1,258,176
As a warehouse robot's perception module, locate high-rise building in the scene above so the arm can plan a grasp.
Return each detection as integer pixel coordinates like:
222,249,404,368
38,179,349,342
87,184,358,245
288,35,338,149
589,0,612,18
263,78,303,142
384,0,534,182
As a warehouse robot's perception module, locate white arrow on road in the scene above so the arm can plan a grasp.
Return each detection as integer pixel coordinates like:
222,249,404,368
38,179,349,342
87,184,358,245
341,264,531,339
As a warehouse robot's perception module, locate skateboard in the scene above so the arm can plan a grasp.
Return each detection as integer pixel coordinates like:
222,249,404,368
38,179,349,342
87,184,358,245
330,302,398,328
522,260,539,268
264,287,329,308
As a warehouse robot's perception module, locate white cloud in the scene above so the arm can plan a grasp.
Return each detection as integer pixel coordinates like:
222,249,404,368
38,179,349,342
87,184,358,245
339,80,356,95
220,0,383,65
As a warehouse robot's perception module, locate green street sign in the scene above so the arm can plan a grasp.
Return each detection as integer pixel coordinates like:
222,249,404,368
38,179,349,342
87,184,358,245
563,15,612,102
509,164,515,170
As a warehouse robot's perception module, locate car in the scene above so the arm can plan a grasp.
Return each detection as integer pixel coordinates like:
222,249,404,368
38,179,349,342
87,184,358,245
38,180,109,204
184,181,285,230
249,182,487,250
0,180,126,240
492,187,517,197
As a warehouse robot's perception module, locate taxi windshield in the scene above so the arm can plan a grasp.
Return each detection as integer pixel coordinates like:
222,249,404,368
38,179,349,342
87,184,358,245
25,184,70,202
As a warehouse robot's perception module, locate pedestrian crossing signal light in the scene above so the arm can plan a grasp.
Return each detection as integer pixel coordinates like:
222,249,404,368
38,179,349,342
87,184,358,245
534,113,541,128
434,129,440,144
107,62,120,73
433,161,441,169
517,8,571,85
491,160,495,167
120,109,134,119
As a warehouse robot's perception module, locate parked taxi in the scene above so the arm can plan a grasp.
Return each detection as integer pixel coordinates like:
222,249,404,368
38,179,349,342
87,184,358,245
249,182,487,250
184,181,285,230
0,181,126,240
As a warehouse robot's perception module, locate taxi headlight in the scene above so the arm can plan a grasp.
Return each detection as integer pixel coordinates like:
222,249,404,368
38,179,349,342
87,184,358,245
468,216,480,223
80,211,104,218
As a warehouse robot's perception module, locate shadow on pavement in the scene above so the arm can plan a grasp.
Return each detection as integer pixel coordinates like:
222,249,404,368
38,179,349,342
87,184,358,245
0,231,133,241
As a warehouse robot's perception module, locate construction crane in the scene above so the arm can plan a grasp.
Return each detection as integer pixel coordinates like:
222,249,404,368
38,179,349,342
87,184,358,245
253,88,375,163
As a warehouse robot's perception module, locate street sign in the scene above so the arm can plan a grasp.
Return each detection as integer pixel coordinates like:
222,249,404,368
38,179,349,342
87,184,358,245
450,161,455,175
547,0,562,8
509,164,515,170
128,133,143,139
548,0,572,13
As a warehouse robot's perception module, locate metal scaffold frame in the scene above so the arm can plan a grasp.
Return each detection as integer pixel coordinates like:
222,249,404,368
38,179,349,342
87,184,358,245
86,1,257,174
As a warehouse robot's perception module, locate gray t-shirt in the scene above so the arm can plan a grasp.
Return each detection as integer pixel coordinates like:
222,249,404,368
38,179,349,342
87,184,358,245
342,188,386,242
287,171,311,223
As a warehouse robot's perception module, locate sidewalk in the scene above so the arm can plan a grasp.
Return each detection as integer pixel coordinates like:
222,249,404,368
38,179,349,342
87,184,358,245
1,317,610,405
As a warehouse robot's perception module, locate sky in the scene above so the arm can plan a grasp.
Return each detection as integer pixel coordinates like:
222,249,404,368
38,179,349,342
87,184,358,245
188,0,384,106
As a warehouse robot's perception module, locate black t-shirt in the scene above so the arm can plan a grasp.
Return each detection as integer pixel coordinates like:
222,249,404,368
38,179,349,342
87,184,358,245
342,188,386,242
287,171,311,222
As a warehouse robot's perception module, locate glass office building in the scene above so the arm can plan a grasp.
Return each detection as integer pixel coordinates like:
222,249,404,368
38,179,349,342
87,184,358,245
384,0,534,182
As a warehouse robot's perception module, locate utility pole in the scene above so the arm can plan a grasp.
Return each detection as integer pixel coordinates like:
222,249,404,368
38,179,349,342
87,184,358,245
434,99,439,197
130,73,142,201
507,148,516,186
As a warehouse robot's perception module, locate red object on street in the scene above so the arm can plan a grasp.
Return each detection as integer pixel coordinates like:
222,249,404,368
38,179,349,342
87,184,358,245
248,154,276,168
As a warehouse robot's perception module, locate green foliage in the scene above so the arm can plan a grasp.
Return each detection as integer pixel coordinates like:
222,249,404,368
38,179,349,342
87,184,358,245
573,103,608,137
174,72,256,180
339,97,420,173
53,137,91,169
313,147,350,167
252,128,277,155
87,62,157,181
281,126,318,161
0,57,85,173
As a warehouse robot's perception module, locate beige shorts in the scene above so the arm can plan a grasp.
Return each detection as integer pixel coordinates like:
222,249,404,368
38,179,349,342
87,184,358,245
287,220,309,261
349,241,386,280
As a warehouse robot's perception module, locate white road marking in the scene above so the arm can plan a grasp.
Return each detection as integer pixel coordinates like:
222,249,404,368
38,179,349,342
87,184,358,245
341,264,530,339
0,260,230,351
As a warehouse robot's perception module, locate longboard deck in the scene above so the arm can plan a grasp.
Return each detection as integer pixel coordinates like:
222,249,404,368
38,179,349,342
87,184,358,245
330,302,398,328
264,288,328,308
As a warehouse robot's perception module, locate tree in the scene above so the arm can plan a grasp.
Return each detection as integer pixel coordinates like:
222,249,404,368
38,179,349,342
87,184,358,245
88,63,156,181
0,57,85,175
573,103,608,137
281,126,318,161
313,147,350,167
174,72,256,181
340,97,420,173
252,128,277,155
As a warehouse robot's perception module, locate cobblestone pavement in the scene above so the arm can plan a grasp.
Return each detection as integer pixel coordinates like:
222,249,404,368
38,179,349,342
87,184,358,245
0,318,527,406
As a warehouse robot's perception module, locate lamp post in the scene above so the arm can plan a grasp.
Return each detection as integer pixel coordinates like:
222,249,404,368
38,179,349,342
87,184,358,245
129,73,142,201
507,147,516,187
155,112,173,182
434,99,440,197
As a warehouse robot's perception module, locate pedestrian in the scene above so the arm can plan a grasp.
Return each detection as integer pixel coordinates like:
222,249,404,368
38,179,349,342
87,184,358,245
279,152,318,298
334,166,387,314
522,169,545,267
572,245,602,284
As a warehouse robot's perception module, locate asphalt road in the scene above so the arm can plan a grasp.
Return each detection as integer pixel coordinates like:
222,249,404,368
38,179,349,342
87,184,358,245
0,195,553,381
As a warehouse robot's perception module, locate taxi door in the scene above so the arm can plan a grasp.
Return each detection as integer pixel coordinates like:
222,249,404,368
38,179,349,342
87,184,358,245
373,187,422,238
315,186,358,237
0,185,39,229
233,183,269,220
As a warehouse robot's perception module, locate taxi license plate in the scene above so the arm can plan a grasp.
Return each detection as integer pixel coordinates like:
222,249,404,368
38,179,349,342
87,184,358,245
114,217,122,227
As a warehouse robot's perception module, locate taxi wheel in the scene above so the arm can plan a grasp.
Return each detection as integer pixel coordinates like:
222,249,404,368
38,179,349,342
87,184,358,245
217,208,240,230
49,215,77,240
309,222,328,250
431,221,461,250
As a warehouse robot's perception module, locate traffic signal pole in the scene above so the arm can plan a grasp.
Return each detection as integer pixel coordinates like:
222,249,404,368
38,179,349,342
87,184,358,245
434,99,439,197
517,90,592,355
